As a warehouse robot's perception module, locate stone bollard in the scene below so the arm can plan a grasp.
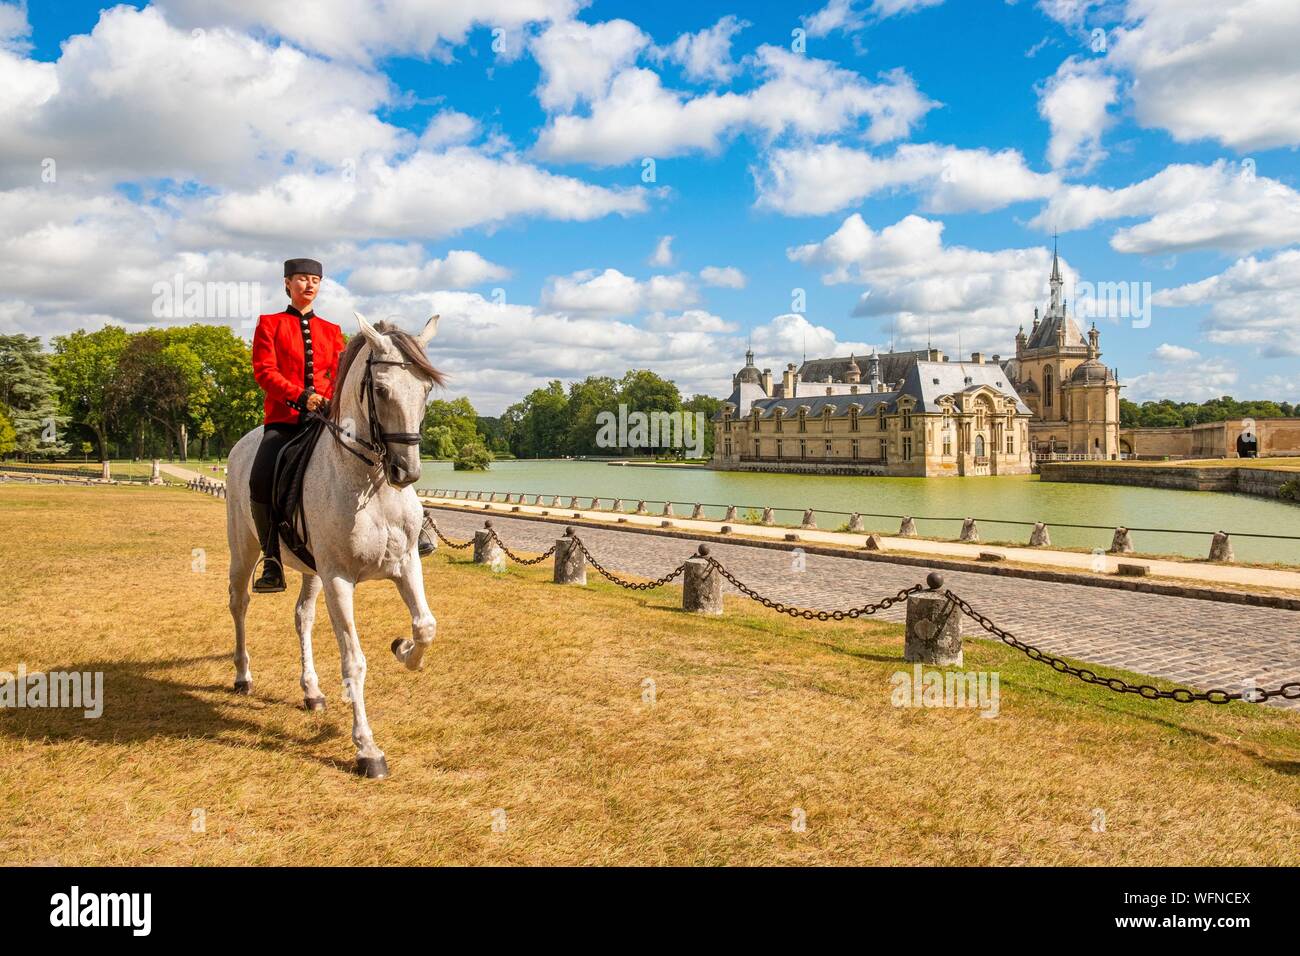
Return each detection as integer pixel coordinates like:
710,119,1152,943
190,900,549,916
848,513,865,532
590,498,601,510
863,534,883,551
761,507,775,526
473,524,501,565
568,496,579,509
724,505,737,522
682,546,722,615
691,503,705,520
553,530,587,585
905,573,962,666
1029,522,1051,547
662,501,674,517
1109,527,1134,554
101,460,111,481
899,516,917,537
635,500,647,514
611,498,623,512
149,459,162,485
959,518,979,542
801,509,817,529
1208,531,1234,563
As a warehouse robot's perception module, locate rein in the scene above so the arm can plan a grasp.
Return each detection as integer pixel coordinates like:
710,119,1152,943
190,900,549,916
310,355,425,472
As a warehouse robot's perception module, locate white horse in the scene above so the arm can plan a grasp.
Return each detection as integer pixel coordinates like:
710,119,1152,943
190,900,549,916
225,313,444,778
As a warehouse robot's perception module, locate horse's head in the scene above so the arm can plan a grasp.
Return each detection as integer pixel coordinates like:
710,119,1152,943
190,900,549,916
347,312,445,488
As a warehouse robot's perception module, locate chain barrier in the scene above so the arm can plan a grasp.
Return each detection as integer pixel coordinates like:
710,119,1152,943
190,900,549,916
568,533,688,590
706,555,922,620
486,527,557,566
946,589,1300,705
427,516,473,550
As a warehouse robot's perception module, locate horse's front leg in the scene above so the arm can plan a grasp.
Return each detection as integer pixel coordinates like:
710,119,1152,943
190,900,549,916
296,573,327,710
390,555,437,672
320,573,387,778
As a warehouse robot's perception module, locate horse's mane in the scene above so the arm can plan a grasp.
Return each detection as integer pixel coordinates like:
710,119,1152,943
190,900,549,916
330,321,446,423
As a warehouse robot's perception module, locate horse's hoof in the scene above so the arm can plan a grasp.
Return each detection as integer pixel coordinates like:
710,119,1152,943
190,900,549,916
304,696,327,712
233,680,252,695
391,638,414,662
354,756,389,779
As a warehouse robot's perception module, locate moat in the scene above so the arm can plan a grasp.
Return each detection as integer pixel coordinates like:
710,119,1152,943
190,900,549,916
418,459,1300,564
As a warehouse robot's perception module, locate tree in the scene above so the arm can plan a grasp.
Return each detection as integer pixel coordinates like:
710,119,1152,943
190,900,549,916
618,369,680,456
0,404,16,457
50,326,129,461
0,334,69,458
452,438,493,471
682,393,723,458
421,397,479,457
508,381,569,458
107,331,200,460
165,324,261,457
424,424,458,459
566,375,619,456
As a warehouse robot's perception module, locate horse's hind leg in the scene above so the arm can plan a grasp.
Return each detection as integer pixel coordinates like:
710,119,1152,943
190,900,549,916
228,535,258,694
296,573,326,710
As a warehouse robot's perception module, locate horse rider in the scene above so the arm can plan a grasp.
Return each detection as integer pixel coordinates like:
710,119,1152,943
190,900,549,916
249,259,436,594
248,258,345,593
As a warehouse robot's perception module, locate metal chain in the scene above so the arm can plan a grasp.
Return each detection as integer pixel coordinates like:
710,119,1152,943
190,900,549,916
486,528,557,566
946,590,1300,704
427,517,473,550
569,534,687,590
706,556,923,621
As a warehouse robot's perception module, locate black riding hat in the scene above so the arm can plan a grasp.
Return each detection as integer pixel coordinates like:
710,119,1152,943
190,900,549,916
284,258,323,278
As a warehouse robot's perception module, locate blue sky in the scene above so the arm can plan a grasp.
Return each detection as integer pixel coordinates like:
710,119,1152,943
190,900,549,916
2,0,1298,412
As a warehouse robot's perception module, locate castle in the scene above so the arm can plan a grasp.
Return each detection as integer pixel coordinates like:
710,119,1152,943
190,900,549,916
711,247,1122,477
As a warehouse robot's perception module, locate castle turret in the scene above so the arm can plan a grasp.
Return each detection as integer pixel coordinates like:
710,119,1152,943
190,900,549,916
867,351,881,392
846,354,861,384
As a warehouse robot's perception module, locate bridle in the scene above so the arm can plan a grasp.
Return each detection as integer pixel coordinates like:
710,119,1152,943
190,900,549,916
312,353,428,473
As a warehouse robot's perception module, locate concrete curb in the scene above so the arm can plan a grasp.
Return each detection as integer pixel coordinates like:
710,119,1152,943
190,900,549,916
423,501,1300,612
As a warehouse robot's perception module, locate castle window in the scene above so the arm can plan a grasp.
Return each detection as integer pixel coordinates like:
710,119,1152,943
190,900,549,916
754,439,761,457
724,440,732,457
851,439,859,459
849,407,859,432
799,440,807,459
824,440,832,457
902,408,912,430
798,408,807,433
975,435,986,457
878,407,887,431
878,438,887,461
1044,367,1053,408
1006,434,1014,454
774,409,783,433
902,436,913,461
776,439,783,457
823,407,833,432
942,435,952,456
752,409,761,433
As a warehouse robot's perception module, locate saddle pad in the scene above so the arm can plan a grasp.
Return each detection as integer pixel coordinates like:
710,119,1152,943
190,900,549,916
271,417,327,571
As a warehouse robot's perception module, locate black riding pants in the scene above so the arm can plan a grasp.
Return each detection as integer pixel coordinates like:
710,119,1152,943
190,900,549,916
250,422,303,505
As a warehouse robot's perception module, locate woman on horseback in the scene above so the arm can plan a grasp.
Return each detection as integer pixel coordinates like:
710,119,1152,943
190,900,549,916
248,258,345,593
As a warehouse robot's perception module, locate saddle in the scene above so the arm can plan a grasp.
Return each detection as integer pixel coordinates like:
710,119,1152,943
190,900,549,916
270,417,328,571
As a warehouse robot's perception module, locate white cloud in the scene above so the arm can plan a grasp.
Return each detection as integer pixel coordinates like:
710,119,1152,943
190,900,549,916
700,266,747,289
156,0,579,63
0,6,405,190
195,147,649,243
530,18,649,111
534,46,936,166
643,309,736,333
748,312,877,367
1105,0,1300,152
803,0,942,37
649,236,674,268
0,1,30,51
1151,343,1199,362
789,213,1061,354
420,110,480,150
1033,160,1300,255
1037,57,1118,171
346,248,509,294
655,15,748,84
1154,248,1300,358
756,142,1058,216
1124,360,1240,402
541,268,699,318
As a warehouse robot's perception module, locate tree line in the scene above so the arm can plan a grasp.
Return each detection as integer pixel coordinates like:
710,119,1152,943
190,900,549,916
1120,397,1296,429
0,326,720,465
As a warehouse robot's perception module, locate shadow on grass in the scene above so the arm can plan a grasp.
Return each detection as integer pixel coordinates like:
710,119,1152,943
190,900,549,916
0,653,347,771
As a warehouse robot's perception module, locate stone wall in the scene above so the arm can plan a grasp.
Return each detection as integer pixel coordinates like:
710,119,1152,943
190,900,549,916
1123,418,1300,459
1039,462,1297,500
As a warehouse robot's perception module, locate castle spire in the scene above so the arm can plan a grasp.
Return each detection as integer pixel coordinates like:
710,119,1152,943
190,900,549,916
1049,232,1063,316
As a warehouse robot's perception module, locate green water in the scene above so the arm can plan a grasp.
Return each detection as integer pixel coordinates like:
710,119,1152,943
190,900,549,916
418,459,1300,564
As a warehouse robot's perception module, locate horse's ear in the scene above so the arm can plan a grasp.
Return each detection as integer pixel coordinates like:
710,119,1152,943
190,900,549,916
416,314,440,346
355,312,383,349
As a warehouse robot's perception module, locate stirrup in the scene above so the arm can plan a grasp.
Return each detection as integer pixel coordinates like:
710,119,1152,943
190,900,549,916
418,527,435,557
251,555,286,593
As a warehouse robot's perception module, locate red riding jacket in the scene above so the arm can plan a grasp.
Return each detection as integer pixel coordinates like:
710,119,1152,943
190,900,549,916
251,305,346,426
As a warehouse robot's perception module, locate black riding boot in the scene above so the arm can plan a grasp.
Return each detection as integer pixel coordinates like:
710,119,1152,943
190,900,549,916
250,500,286,593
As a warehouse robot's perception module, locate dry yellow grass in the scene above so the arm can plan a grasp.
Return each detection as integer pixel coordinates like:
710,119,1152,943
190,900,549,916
0,484,1297,866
